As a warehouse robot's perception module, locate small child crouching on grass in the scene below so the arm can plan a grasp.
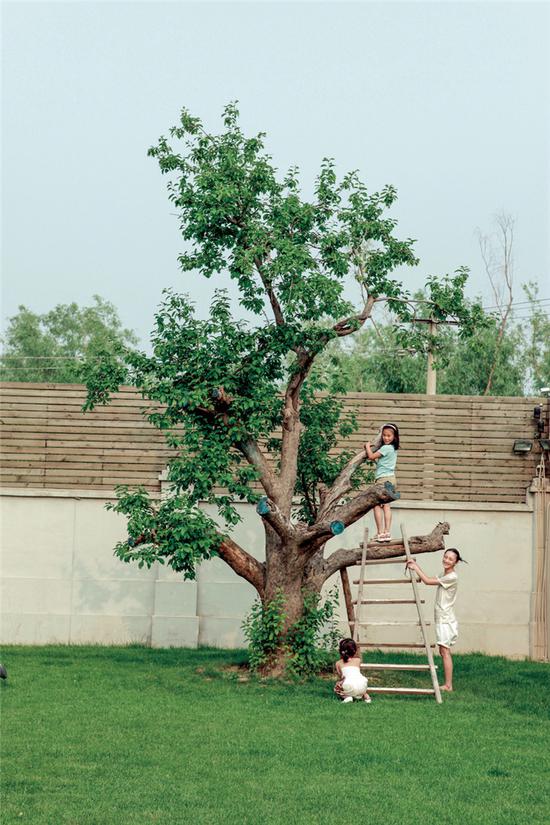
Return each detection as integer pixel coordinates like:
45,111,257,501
334,638,371,703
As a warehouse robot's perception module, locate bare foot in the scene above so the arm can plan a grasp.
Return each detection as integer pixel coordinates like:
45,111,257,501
440,685,453,692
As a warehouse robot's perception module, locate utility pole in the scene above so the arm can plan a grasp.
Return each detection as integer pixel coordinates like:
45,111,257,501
426,320,437,395
413,317,459,396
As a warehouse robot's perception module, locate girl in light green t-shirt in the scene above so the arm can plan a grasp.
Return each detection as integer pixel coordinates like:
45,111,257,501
364,422,399,542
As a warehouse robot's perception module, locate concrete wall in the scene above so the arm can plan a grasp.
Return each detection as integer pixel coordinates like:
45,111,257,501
0,488,536,657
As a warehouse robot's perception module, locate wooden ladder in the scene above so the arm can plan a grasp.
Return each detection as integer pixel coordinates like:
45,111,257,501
345,523,442,704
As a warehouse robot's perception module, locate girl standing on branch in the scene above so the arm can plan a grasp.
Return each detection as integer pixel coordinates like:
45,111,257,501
364,422,399,542
406,548,465,692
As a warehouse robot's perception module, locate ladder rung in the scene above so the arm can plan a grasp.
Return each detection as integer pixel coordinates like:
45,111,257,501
361,663,438,671
359,643,436,648
352,578,412,585
353,621,430,626
367,687,436,696
352,599,424,605
359,556,411,565
359,541,404,549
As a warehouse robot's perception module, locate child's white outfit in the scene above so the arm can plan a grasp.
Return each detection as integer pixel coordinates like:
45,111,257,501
339,665,369,699
435,570,458,648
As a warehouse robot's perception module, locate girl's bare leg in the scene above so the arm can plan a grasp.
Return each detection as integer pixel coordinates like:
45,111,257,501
439,645,453,690
382,504,392,536
373,505,384,536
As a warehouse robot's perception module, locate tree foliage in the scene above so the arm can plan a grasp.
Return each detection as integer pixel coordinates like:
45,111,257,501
313,283,547,397
0,296,138,383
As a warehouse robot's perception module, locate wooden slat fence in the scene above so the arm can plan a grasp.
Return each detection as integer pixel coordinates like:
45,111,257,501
0,383,544,503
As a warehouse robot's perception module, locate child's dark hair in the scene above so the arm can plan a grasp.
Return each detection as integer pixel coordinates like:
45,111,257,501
339,638,358,662
446,547,467,564
382,422,400,450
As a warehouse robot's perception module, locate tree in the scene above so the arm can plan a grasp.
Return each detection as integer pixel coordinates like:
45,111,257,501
84,104,485,676
313,312,525,396
0,296,139,383
476,212,515,395
520,282,550,395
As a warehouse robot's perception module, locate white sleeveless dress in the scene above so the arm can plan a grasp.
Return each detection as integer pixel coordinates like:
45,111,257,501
340,664,368,698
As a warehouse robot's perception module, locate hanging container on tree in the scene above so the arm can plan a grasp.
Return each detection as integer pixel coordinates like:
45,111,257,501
256,496,271,516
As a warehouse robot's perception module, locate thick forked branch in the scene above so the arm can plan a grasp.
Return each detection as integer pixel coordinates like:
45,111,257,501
317,447,368,521
279,348,315,513
218,534,266,598
278,295,376,513
257,498,295,541
127,525,266,599
321,522,450,582
300,481,398,547
333,294,376,337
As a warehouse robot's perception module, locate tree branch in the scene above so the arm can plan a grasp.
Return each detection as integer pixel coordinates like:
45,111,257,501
254,255,285,326
299,481,398,547
332,294,376,337
321,522,450,581
279,295,376,515
317,447,368,521
237,437,281,503
218,534,266,598
257,497,296,541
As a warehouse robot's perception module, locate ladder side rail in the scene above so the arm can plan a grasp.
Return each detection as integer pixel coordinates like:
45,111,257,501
340,567,355,638
401,523,442,704
353,528,368,645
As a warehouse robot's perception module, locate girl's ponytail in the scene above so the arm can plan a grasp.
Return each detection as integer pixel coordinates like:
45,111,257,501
447,547,467,564
339,638,357,663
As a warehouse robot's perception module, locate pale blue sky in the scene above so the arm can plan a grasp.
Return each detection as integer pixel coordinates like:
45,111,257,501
2,1,549,342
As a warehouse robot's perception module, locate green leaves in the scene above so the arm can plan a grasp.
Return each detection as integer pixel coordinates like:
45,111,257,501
0,296,138,384
107,486,221,578
148,104,419,326
242,588,339,677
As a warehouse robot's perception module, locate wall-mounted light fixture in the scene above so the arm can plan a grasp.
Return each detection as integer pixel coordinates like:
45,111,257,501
513,439,533,454
539,438,550,452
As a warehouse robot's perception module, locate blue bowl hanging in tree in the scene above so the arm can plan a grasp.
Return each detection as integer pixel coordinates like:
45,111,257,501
330,520,345,535
256,496,271,516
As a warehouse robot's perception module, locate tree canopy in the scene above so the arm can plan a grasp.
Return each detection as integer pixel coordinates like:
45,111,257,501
83,103,486,674
0,296,138,383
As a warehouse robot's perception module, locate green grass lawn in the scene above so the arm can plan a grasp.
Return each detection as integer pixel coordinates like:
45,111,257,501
1,646,549,825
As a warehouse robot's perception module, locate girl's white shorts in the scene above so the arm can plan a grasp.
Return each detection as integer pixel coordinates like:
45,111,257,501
435,620,458,648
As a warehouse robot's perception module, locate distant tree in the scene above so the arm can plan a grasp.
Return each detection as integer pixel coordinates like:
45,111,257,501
313,316,525,397
311,322,426,394
438,321,524,396
476,212,515,395
84,104,487,676
520,282,550,394
0,296,139,383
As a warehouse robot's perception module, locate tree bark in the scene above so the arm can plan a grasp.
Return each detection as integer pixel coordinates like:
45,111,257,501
217,519,451,676
320,521,450,582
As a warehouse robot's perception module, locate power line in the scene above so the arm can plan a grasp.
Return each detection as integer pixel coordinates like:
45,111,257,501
483,297,550,311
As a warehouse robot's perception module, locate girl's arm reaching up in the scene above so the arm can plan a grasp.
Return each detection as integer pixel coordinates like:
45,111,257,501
364,441,382,460
406,560,439,586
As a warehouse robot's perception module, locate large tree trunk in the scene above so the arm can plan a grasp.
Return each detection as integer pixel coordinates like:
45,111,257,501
254,520,450,677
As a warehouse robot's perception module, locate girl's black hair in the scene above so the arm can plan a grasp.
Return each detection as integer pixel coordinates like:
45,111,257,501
382,422,400,451
446,547,467,564
339,638,358,662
